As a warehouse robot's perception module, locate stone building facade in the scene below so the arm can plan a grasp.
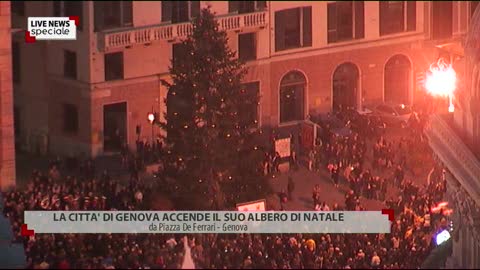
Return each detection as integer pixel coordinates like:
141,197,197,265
9,1,477,157
0,1,16,190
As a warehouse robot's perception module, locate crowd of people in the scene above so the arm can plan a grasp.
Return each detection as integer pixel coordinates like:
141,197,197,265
299,107,430,208
2,165,448,269
1,106,451,269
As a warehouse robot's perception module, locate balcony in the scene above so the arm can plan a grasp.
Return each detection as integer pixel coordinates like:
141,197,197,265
424,114,480,206
98,11,267,52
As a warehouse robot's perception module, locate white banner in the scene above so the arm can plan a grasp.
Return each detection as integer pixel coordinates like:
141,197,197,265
236,200,266,211
23,211,392,234
275,138,291,158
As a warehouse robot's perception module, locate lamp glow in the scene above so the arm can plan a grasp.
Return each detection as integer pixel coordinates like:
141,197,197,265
435,229,451,246
147,113,155,124
425,58,457,113
425,59,456,97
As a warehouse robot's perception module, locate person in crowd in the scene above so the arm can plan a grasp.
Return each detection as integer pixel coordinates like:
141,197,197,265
287,177,295,201
273,152,281,174
312,184,321,208
332,164,340,188
290,150,299,171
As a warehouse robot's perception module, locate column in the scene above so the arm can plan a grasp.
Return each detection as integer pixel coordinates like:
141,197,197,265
0,2,16,191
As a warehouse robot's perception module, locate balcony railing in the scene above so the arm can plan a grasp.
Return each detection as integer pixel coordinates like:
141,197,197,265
425,114,480,205
100,11,267,52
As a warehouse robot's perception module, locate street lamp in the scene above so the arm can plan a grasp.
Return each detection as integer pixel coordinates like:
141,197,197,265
147,112,155,124
147,111,156,144
425,58,457,113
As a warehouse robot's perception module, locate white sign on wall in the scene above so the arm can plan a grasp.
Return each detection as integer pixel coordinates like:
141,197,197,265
275,138,291,158
236,199,266,211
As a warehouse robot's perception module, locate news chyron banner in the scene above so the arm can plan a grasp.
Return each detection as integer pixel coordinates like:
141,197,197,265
26,16,79,43
23,211,394,234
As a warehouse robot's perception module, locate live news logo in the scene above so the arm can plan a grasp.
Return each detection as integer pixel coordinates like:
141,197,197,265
26,16,79,43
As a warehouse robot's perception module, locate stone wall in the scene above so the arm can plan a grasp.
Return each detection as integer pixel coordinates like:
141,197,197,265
0,1,16,190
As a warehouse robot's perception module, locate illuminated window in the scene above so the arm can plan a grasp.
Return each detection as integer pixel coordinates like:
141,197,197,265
275,7,312,51
328,1,364,43
280,71,306,123
379,1,416,35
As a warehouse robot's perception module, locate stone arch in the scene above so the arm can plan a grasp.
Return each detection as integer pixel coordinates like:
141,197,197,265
279,71,307,123
384,54,411,104
332,62,360,111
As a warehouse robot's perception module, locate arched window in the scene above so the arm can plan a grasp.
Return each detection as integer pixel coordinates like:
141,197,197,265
384,54,411,104
332,63,359,111
280,71,306,123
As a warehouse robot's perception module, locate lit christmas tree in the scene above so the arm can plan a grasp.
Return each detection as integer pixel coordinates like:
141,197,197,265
161,7,270,209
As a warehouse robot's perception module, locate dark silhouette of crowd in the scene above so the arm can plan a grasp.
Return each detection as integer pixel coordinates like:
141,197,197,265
1,107,450,269
307,107,430,207
2,164,448,269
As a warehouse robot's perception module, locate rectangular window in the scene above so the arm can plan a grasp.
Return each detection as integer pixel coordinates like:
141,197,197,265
12,42,20,83
53,1,61,17
257,1,267,10
328,1,365,43
229,1,267,13
432,1,453,39
94,1,133,31
355,1,365,38
162,1,172,22
105,52,124,81
406,1,416,31
64,2,84,31
238,33,256,62
63,104,79,134
172,1,190,23
11,1,25,16
229,1,237,13
240,81,260,128
172,43,188,69
238,1,255,13
275,6,312,51
380,1,416,36
163,1,200,23
53,2,83,31
64,50,77,79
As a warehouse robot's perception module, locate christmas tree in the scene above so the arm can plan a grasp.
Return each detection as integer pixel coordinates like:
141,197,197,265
161,7,270,209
